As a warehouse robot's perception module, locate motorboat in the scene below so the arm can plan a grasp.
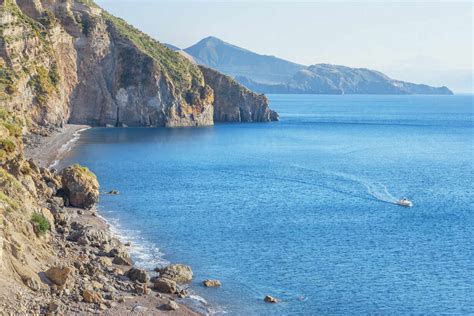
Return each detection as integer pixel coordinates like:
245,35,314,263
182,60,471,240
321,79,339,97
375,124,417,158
396,198,413,208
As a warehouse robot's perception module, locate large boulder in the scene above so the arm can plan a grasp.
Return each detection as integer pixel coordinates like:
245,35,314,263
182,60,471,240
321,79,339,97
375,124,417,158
153,278,177,294
82,289,103,303
61,164,99,209
157,264,193,283
45,266,73,287
126,267,149,283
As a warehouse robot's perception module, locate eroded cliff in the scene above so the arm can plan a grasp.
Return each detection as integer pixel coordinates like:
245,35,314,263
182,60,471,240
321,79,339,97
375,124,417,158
0,0,276,130
200,66,278,123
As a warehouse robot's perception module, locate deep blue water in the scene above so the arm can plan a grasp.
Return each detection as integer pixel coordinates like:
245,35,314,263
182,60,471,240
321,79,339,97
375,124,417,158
62,95,474,315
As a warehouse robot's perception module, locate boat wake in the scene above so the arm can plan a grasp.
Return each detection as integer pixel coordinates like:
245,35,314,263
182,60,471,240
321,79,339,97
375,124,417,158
231,155,400,205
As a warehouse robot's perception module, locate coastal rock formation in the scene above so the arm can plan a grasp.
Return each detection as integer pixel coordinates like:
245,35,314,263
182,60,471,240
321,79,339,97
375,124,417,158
199,66,279,122
154,278,178,294
264,295,279,303
61,164,99,209
203,279,221,287
158,264,193,283
0,1,277,131
0,114,198,313
126,267,150,283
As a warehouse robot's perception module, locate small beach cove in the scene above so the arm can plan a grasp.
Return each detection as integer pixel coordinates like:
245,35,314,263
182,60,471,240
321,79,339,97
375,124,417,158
59,94,474,315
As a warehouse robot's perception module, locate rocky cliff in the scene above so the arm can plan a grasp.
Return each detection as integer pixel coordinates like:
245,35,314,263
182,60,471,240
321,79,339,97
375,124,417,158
0,0,276,131
199,66,278,122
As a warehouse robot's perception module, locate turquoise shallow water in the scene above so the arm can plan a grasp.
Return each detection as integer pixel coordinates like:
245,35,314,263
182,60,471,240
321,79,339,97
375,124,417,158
62,94,474,315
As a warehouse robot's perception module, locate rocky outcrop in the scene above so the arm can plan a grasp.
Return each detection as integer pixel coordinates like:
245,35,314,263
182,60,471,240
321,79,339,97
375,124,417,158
61,164,99,209
45,266,73,287
153,278,178,294
264,295,279,303
203,279,221,287
199,66,279,122
126,267,149,283
1,1,277,132
157,264,193,283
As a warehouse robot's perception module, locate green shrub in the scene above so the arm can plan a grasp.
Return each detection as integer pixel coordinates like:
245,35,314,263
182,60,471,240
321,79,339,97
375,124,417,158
38,10,57,28
31,213,50,234
2,122,22,137
0,139,16,153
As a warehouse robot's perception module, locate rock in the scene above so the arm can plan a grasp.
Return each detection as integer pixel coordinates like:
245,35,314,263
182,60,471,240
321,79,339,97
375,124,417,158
153,278,177,294
45,267,72,287
134,283,150,295
110,246,133,266
203,279,221,287
199,66,279,123
97,256,113,267
131,304,148,312
264,295,279,303
126,267,149,283
82,289,102,304
48,301,60,313
157,264,193,283
112,254,133,266
177,289,188,298
91,280,103,290
99,303,107,311
107,190,120,195
61,165,99,209
163,300,180,311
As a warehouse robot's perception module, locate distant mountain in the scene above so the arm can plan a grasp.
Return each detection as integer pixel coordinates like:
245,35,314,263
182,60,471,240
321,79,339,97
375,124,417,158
182,37,453,95
238,64,453,95
184,36,305,84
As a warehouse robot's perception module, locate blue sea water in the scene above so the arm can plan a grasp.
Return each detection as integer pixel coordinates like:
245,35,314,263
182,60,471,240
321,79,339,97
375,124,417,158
62,94,474,315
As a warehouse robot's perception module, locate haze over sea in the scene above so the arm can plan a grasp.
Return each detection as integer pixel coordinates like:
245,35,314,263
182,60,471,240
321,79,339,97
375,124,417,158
62,94,473,315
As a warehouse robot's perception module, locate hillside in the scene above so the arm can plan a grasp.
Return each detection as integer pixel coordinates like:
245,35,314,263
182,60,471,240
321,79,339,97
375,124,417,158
0,1,277,130
239,64,454,95
183,37,453,95
185,36,305,84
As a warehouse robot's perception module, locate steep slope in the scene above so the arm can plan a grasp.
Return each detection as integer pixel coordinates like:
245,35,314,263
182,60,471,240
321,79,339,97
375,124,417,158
185,37,453,95
185,36,305,84
1,1,275,131
0,0,216,128
199,66,278,122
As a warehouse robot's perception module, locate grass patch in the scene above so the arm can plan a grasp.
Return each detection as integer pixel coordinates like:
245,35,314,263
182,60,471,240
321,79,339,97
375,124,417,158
31,213,50,234
71,164,97,181
0,139,16,153
102,11,203,94
29,66,57,105
0,192,20,212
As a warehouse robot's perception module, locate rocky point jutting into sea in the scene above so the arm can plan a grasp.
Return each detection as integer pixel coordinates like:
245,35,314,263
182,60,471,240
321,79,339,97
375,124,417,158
0,0,278,314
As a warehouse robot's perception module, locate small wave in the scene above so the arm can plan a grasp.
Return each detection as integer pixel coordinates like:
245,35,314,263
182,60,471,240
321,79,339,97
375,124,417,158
49,127,90,169
96,207,169,270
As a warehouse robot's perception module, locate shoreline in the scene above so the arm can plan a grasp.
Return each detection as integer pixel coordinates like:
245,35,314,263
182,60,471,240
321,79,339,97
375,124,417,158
25,125,209,315
24,124,90,169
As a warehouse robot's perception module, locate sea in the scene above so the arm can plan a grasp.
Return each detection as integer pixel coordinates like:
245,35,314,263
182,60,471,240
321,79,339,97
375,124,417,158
61,94,474,315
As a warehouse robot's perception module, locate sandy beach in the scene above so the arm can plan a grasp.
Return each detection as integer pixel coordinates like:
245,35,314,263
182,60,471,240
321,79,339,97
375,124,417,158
24,124,90,168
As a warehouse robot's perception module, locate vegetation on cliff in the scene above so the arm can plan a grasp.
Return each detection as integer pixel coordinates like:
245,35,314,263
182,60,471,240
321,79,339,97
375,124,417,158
103,12,204,92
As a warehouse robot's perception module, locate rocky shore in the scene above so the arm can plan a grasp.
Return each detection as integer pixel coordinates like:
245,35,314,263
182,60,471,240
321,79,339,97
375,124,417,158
0,114,204,314
5,190,200,314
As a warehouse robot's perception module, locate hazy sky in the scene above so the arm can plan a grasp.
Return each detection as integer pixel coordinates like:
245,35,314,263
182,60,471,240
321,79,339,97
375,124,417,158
96,0,473,92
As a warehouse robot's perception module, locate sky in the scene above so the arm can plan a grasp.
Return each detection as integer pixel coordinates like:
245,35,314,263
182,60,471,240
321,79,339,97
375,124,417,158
96,0,473,92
